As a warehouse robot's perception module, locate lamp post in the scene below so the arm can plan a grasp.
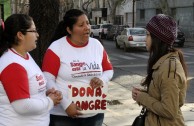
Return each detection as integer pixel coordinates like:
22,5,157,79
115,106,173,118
132,0,135,27
132,0,140,27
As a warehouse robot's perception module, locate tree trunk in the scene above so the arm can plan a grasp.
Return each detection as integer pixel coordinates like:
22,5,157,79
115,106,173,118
108,0,126,24
29,0,60,66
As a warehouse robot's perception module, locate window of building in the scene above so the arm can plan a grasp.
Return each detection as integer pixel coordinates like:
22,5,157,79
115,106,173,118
115,15,123,25
140,9,145,20
156,9,162,14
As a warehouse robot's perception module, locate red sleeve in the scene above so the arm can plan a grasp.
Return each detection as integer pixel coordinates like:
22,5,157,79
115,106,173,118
42,49,60,77
102,49,113,71
0,63,30,103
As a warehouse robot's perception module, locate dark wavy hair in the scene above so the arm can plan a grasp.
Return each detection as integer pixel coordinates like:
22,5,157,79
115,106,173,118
142,33,188,87
0,14,32,57
50,9,85,43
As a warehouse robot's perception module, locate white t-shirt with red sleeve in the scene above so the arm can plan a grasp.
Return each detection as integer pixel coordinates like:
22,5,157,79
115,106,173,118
42,36,113,118
0,49,53,126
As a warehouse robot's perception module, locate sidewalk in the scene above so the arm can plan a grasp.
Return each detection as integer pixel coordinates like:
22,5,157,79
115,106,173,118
103,81,194,126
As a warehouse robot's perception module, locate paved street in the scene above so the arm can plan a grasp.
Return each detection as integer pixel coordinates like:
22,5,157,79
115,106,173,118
102,39,194,126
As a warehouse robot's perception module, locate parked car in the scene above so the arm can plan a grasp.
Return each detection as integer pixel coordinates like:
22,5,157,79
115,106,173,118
174,28,185,47
115,27,146,52
91,23,113,38
90,25,103,45
90,25,98,37
106,25,130,41
106,25,118,40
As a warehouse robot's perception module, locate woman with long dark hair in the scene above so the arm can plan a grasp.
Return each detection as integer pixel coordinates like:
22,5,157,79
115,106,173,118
0,14,62,126
132,14,188,126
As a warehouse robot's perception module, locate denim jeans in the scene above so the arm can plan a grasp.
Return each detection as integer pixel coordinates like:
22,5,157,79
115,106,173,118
49,113,104,126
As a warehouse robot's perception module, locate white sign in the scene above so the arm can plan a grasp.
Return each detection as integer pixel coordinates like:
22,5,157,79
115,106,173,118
68,84,108,114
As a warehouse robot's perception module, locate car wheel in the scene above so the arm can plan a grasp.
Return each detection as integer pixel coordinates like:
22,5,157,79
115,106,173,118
106,35,108,40
113,35,116,41
115,40,120,49
123,43,128,52
90,33,94,37
178,43,184,47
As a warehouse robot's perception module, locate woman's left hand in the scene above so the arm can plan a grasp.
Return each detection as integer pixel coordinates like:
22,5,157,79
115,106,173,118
132,87,142,101
90,77,103,89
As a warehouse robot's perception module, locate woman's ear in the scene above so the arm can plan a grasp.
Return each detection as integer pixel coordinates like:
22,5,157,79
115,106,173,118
66,27,72,35
16,31,24,41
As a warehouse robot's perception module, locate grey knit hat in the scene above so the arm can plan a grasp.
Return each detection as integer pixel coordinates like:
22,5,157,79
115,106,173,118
146,14,177,45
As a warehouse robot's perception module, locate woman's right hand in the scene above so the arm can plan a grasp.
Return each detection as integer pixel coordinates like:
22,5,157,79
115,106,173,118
66,103,82,118
48,90,63,106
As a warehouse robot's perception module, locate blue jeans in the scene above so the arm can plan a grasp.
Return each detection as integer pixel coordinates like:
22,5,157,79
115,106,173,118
49,113,104,126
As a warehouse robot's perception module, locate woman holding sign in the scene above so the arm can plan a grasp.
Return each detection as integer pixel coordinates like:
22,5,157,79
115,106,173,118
42,9,113,126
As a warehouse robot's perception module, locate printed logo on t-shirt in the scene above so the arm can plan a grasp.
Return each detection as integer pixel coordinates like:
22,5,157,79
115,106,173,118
36,74,46,92
70,60,102,78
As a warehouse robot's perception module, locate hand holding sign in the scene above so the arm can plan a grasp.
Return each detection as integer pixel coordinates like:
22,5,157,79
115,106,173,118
66,102,82,118
90,77,103,89
68,83,108,114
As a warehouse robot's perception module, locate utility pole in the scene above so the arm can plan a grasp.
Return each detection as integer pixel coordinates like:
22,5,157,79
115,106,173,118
132,0,140,27
132,0,135,27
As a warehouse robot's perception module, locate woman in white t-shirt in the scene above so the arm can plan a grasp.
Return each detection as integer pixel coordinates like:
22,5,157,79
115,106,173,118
42,9,113,126
0,14,62,126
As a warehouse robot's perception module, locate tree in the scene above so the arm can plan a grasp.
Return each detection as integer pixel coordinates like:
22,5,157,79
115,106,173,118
148,0,171,15
10,0,29,14
158,0,171,15
107,0,126,24
82,0,93,23
29,0,60,66
59,0,75,20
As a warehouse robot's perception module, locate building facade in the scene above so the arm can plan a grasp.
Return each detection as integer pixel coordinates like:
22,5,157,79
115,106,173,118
81,0,134,26
136,0,194,39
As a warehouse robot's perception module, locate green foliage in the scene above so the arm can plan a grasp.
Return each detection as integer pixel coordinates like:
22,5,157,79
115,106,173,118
0,0,11,20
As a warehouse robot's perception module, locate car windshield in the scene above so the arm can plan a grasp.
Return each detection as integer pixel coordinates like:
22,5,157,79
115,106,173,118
96,25,100,28
91,25,97,29
129,29,146,35
102,24,112,28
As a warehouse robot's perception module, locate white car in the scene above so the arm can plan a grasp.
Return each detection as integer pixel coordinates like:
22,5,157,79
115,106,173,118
90,24,113,38
90,25,98,37
115,28,147,52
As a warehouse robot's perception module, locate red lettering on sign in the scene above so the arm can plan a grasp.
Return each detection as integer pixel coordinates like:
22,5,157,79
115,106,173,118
80,87,85,97
96,87,102,97
75,100,106,111
71,87,102,97
72,87,78,97
87,87,94,97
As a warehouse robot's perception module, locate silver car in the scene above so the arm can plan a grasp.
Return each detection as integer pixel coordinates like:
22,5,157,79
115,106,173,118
115,28,146,52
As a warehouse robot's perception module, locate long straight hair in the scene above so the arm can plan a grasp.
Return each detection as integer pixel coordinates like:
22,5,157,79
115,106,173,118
142,33,188,87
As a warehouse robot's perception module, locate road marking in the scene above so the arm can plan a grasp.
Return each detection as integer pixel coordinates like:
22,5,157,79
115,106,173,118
114,64,147,68
109,57,118,61
187,50,194,53
183,52,194,56
186,62,194,65
114,62,194,68
111,54,136,60
127,53,149,59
